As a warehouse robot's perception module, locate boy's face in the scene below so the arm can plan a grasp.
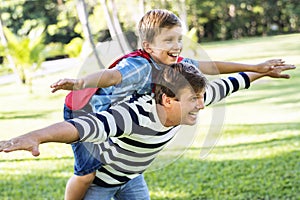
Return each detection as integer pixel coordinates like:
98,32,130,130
144,26,183,65
167,87,205,126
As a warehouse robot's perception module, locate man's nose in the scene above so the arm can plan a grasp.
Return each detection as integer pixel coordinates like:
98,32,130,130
196,98,205,110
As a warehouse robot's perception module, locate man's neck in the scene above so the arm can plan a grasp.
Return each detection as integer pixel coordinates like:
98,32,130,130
156,104,174,127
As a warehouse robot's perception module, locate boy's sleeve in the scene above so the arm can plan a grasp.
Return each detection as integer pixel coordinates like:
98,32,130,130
182,58,200,70
204,72,250,106
116,57,152,87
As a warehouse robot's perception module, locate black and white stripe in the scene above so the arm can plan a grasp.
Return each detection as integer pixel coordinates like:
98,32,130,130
204,72,250,106
68,72,250,187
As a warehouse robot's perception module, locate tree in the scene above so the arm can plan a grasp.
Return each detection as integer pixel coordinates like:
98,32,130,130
99,0,131,54
0,14,18,83
76,0,103,68
0,26,63,93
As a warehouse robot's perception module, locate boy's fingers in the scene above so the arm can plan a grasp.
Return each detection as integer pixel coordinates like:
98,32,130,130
277,64,296,71
51,87,60,93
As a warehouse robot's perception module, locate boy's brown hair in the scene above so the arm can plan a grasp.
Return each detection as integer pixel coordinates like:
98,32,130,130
138,9,182,44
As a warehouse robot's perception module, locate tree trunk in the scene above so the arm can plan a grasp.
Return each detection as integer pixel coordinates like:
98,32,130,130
177,0,188,33
109,0,130,52
76,0,103,68
100,0,130,54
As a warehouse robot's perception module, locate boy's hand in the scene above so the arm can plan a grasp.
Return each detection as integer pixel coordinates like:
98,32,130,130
0,136,40,157
255,59,286,73
50,78,84,93
265,64,296,79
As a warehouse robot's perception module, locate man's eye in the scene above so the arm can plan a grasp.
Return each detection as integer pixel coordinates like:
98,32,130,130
192,97,198,101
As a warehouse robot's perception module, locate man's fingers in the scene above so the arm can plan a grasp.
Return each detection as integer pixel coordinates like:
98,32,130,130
280,74,290,79
0,140,10,151
31,146,40,157
0,139,40,156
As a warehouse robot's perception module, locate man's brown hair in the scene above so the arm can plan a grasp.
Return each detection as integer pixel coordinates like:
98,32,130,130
154,63,207,105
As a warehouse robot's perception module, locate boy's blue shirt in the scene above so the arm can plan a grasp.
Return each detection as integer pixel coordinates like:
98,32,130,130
89,55,199,112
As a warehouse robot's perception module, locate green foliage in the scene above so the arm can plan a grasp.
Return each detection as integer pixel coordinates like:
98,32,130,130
64,37,84,58
0,0,81,45
1,0,299,46
184,0,300,41
0,26,64,92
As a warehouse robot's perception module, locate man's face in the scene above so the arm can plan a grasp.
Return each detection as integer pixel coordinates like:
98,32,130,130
168,87,205,126
146,26,183,65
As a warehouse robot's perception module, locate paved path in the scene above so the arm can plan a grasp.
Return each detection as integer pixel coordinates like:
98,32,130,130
0,58,80,85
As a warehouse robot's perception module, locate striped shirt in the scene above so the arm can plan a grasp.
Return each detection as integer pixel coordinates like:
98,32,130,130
68,72,250,187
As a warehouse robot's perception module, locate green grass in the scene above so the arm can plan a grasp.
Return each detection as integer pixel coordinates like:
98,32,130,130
0,33,299,199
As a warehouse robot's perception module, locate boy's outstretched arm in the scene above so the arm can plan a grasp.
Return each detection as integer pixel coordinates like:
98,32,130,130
50,68,121,93
0,121,79,156
198,59,292,75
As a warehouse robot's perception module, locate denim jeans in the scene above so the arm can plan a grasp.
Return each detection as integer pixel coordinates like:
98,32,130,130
64,105,102,175
84,174,150,200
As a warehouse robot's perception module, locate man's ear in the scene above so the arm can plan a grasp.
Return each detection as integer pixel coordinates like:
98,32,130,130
161,94,173,108
142,41,153,54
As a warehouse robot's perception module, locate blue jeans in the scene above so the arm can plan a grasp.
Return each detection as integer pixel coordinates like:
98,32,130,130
84,174,150,200
64,105,102,175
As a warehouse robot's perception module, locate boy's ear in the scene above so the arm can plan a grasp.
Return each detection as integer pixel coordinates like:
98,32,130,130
142,41,153,54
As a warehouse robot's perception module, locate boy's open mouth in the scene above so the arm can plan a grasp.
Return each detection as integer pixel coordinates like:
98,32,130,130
168,52,180,58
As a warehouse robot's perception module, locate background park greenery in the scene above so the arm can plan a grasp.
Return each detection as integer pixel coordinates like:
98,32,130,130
0,0,299,90
0,0,299,199
0,33,299,199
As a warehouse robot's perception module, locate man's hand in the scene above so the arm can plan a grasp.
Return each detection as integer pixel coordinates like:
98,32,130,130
50,78,84,93
266,64,296,79
0,136,41,156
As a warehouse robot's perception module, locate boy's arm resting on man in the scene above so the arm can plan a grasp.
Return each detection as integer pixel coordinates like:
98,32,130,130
50,68,122,93
198,59,290,75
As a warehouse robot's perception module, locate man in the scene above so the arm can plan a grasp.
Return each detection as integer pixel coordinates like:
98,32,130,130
0,62,295,199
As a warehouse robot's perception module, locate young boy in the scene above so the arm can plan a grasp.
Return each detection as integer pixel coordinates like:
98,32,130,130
0,62,295,200
49,9,293,199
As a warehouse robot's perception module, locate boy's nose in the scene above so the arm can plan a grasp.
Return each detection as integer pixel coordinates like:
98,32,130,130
173,41,182,50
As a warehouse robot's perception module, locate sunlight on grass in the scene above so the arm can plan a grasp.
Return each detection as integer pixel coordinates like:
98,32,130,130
149,190,190,200
201,33,300,62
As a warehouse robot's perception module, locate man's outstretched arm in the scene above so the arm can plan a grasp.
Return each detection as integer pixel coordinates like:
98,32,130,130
0,121,79,156
204,64,296,106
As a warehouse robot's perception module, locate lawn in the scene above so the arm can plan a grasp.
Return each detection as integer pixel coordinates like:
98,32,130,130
0,33,299,199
